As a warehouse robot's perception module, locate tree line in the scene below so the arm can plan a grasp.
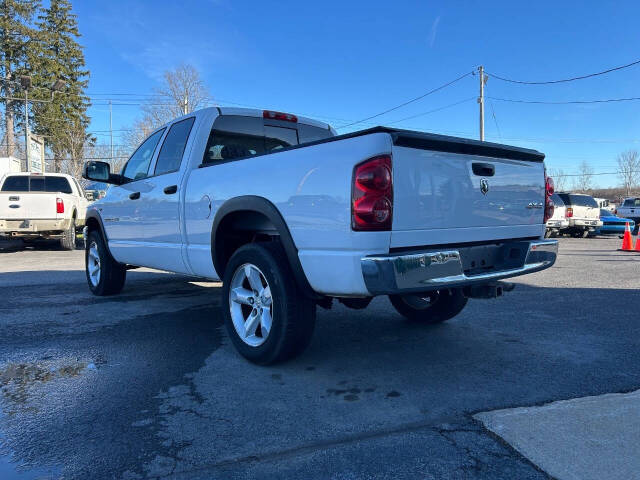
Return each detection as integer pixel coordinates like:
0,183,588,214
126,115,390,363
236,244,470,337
549,150,640,199
1,0,90,176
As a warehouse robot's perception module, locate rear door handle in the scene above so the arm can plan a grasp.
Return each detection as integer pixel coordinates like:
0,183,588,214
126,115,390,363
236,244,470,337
472,162,495,177
163,185,178,195
129,192,140,200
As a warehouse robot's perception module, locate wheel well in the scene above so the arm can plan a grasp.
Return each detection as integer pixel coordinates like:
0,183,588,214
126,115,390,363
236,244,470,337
211,197,321,300
213,210,279,277
86,216,101,234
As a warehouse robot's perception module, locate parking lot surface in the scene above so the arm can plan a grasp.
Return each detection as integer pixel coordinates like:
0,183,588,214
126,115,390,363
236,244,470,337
0,236,639,479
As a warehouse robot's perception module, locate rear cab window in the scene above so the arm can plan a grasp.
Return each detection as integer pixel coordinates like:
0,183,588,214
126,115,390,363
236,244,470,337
1,175,29,191
202,115,333,165
1,175,72,193
557,194,598,208
623,198,640,207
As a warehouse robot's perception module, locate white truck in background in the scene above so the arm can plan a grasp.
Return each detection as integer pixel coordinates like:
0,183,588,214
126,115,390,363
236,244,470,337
0,173,89,250
616,197,640,234
82,107,558,364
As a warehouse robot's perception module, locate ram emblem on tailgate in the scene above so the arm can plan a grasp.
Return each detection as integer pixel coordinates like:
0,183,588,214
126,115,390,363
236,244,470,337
480,178,489,195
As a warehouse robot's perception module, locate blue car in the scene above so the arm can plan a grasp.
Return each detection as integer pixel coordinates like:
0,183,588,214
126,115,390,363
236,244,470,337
595,209,635,235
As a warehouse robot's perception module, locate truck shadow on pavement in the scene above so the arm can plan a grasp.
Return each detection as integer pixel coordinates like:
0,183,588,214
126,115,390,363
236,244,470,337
0,273,639,479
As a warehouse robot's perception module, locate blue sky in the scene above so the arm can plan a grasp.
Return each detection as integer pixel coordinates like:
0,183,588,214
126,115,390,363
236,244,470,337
73,0,640,187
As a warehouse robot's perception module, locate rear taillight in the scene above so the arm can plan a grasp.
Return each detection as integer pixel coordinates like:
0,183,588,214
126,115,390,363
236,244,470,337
543,174,554,223
352,155,393,231
56,197,64,214
566,207,573,218
263,110,297,123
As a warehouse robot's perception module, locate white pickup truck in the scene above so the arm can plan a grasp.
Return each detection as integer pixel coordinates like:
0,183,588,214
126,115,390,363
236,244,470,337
0,172,88,249
616,197,640,234
82,107,557,364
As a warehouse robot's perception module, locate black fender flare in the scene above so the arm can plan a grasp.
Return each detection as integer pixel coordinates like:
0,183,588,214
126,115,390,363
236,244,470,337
211,196,319,299
84,208,112,254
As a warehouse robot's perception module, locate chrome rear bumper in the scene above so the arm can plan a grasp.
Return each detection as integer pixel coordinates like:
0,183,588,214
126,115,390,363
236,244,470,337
361,239,558,295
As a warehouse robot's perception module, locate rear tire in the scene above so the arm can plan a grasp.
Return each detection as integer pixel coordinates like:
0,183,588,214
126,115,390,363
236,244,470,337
389,289,468,324
85,230,126,296
60,217,76,250
222,242,316,365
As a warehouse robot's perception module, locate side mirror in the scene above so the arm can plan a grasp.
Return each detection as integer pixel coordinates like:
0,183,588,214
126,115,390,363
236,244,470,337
83,161,122,185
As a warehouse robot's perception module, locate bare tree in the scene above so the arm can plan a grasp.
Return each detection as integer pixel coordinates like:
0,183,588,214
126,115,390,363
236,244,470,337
123,64,211,153
55,125,94,182
121,117,158,158
549,168,568,192
617,150,640,197
573,160,594,192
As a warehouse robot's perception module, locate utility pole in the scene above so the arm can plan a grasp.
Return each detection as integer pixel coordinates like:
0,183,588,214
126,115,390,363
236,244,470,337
109,100,114,164
19,76,32,172
478,65,484,141
183,94,188,115
477,65,486,141
24,90,30,171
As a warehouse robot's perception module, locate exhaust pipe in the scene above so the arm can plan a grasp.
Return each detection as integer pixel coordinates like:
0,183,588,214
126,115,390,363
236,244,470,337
464,281,515,299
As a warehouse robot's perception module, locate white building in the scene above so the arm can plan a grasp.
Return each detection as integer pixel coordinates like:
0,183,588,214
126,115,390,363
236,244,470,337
0,156,23,178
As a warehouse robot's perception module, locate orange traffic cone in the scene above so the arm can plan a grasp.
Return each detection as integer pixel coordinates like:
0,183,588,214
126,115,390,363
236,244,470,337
621,222,633,251
635,228,640,251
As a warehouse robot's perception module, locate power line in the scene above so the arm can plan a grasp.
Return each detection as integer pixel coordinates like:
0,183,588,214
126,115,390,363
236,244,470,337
337,71,473,128
486,58,640,85
385,97,476,125
488,99,502,140
489,95,640,105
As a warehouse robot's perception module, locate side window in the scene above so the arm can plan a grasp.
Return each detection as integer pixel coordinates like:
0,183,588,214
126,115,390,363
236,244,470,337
72,178,85,197
121,129,165,181
154,117,195,175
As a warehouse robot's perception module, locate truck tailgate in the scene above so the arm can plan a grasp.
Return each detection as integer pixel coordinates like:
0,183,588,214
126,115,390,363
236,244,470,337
0,193,58,220
391,141,545,248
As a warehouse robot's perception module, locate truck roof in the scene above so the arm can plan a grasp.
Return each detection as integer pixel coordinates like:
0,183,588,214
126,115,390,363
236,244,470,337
214,107,334,132
4,172,71,177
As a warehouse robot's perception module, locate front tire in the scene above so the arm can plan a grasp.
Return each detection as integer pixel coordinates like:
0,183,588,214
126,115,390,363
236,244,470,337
85,230,126,296
222,242,316,365
389,288,468,324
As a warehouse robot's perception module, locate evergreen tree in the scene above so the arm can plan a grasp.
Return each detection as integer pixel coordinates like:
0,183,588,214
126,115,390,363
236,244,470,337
0,0,40,157
31,0,91,172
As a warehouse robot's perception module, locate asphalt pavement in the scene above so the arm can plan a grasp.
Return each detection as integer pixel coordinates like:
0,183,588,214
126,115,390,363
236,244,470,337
0,236,639,479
